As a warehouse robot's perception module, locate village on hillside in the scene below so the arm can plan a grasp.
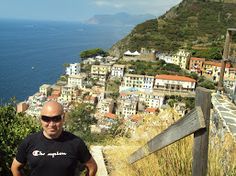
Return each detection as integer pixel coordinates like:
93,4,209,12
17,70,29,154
16,45,236,134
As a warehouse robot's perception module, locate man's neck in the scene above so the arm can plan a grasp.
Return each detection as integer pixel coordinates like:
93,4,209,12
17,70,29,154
43,130,63,139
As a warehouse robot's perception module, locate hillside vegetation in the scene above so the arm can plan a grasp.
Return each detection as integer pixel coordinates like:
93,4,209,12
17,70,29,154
109,0,236,57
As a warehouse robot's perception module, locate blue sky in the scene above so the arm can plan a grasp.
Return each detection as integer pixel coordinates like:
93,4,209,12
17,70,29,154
0,0,182,22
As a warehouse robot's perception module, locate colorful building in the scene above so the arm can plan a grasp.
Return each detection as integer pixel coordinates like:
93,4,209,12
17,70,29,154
172,49,191,70
154,74,196,91
189,57,205,74
66,63,81,75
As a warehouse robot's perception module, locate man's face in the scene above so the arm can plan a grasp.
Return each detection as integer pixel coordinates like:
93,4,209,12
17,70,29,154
40,112,64,139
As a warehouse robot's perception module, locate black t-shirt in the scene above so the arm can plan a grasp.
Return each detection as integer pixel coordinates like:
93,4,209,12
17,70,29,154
15,131,92,176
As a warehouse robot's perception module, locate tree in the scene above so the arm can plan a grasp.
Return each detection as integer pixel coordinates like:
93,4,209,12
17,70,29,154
189,72,199,80
164,63,181,72
192,47,222,60
183,97,195,110
63,63,70,68
59,75,68,82
81,63,91,74
208,47,222,60
0,102,40,176
198,80,215,89
65,103,97,141
109,92,120,99
80,48,108,59
94,60,100,65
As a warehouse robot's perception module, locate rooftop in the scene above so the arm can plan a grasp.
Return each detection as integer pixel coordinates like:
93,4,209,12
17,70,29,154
68,73,87,79
112,64,126,68
51,90,61,96
104,113,117,119
92,64,111,68
40,84,51,88
155,74,196,82
190,57,205,61
131,114,142,122
145,107,158,113
204,61,231,68
124,50,140,56
125,73,154,78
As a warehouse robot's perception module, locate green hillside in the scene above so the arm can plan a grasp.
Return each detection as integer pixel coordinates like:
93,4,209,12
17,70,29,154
109,0,236,57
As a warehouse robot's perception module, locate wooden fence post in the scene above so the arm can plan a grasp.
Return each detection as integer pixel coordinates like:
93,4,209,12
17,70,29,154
128,106,205,164
192,87,211,176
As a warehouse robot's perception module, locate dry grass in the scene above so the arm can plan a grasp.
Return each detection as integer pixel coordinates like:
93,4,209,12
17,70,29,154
103,108,236,176
208,132,236,176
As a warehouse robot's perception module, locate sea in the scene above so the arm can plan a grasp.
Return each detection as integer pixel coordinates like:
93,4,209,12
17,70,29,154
0,19,131,103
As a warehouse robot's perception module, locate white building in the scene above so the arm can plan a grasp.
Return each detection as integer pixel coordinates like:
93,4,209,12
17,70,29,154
120,74,155,92
91,64,111,82
66,63,81,75
67,73,87,88
172,49,191,70
155,74,196,91
138,91,165,108
25,106,42,117
60,85,79,102
157,53,173,64
211,62,231,82
39,84,51,96
91,64,111,76
25,92,47,117
111,64,125,78
118,99,138,119
96,98,114,114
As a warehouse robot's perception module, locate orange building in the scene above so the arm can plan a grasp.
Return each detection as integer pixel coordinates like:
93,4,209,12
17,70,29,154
145,107,159,114
189,57,205,74
17,102,29,113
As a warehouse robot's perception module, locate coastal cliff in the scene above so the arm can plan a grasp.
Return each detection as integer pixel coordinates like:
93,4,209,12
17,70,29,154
109,0,236,57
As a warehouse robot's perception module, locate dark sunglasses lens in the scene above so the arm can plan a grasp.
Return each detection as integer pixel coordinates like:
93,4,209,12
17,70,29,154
53,115,62,122
41,115,62,122
41,116,50,122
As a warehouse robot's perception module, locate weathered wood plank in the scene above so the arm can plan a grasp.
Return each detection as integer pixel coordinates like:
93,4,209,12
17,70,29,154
128,106,205,164
192,87,211,176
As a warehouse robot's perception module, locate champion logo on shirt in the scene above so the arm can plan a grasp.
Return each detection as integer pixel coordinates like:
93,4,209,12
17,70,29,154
32,150,45,156
32,150,67,158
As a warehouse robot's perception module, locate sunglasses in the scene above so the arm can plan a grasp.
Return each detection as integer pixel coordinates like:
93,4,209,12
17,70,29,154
41,115,63,123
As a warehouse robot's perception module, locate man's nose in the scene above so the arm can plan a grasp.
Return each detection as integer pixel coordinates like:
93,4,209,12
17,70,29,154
48,121,56,126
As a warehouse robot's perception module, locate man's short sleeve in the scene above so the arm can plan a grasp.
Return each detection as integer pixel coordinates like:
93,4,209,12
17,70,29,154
15,138,28,164
77,139,92,164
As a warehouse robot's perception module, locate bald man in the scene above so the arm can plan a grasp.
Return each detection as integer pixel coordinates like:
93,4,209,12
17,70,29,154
11,101,97,176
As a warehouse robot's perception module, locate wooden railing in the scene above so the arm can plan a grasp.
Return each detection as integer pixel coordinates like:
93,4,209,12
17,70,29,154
128,87,211,176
